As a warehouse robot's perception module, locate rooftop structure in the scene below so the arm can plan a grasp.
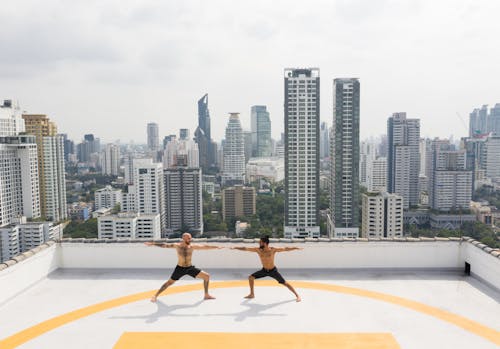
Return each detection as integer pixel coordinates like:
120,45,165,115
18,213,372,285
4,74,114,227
0,238,499,349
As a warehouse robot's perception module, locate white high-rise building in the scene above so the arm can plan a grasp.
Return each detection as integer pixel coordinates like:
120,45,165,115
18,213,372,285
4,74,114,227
98,213,160,239
95,186,122,210
284,68,320,238
361,192,404,238
222,113,245,185
147,123,160,152
42,135,67,222
360,141,376,189
102,144,120,176
124,153,135,185
387,113,420,209
0,100,25,136
0,135,41,226
370,157,387,192
132,159,165,232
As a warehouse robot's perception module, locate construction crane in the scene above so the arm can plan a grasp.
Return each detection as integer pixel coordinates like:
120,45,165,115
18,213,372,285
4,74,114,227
456,112,468,133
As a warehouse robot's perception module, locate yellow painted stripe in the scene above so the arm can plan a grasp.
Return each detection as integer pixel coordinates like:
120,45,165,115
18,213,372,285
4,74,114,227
0,280,499,348
113,332,401,349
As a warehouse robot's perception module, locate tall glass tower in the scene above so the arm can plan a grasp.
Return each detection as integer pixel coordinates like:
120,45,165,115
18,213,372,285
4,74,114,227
251,105,272,157
194,94,214,172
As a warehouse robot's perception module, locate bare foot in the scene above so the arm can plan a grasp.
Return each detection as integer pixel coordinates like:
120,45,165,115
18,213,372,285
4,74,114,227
150,296,157,303
204,294,216,300
244,294,255,299
296,296,301,302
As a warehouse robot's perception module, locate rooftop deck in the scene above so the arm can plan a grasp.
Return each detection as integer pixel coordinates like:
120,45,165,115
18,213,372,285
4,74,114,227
0,238,499,348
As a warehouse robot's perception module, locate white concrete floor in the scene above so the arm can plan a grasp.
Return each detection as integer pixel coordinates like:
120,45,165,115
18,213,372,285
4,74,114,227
0,269,499,349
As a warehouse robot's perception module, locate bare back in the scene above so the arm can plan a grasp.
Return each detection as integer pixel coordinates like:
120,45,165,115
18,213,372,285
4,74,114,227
176,244,194,267
256,248,277,269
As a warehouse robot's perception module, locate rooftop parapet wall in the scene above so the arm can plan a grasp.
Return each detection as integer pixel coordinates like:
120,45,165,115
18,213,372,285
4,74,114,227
1,238,499,304
58,239,464,270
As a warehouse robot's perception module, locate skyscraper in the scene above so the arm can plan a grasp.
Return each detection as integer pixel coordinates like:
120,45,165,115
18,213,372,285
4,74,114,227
61,134,75,163
330,78,360,238
484,135,500,179
488,103,500,135
163,133,199,169
284,68,320,238
319,122,330,159
243,130,252,164
23,114,67,221
102,144,120,176
387,113,420,209
164,163,203,235
0,135,41,226
251,105,272,157
77,134,100,163
428,139,472,211
222,113,245,185
469,105,488,137
195,94,215,172
359,141,376,189
147,123,160,152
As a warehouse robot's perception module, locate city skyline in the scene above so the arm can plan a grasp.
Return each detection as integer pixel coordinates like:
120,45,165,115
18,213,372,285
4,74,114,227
2,1,500,143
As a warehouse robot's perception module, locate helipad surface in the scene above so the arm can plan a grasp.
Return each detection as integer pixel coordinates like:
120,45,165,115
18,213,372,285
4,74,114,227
1,269,499,349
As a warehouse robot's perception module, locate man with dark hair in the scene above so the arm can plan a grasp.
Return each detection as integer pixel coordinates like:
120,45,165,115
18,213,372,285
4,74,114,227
145,233,221,302
232,236,302,302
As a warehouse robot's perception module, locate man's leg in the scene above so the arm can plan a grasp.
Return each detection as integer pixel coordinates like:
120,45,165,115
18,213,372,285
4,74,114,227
283,282,301,302
245,275,256,299
196,271,215,299
151,279,176,303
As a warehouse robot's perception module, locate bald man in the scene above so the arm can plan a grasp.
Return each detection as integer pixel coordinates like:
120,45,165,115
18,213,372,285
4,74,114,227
145,233,221,302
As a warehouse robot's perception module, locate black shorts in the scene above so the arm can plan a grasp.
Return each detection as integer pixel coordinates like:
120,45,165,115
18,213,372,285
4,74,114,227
170,265,201,280
251,267,286,284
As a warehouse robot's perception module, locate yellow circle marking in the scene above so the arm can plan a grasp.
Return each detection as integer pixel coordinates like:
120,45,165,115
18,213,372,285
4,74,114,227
0,280,499,348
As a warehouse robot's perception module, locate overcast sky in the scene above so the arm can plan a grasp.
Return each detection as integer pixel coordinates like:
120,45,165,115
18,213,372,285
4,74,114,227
2,0,499,144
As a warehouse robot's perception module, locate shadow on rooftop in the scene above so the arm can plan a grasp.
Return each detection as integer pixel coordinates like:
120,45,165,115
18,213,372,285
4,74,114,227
108,299,295,323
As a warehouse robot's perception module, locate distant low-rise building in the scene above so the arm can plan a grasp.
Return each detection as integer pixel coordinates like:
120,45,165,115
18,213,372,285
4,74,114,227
361,192,404,238
222,185,256,222
95,186,122,210
470,201,493,226
68,202,92,221
246,157,284,183
0,218,63,262
98,213,160,239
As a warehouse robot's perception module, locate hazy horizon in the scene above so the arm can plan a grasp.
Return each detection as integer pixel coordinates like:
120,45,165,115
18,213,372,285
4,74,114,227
2,0,499,144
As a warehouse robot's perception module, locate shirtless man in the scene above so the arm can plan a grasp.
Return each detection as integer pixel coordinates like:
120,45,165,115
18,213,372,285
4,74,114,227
145,233,221,302
232,236,302,302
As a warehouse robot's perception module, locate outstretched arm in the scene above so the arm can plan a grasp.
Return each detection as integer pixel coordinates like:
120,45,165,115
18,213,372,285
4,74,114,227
272,247,303,252
191,245,223,250
231,246,260,252
144,242,177,248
